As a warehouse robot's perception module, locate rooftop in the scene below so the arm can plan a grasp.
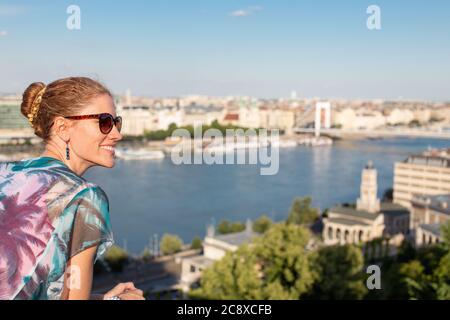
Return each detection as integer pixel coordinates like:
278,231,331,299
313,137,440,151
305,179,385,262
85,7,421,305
223,113,239,121
412,194,450,215
326,217,369,226
403,148,450,168
184,255,215,267
380,202,410,217
329,206,380,221
419,223,442,237
212,230,260,247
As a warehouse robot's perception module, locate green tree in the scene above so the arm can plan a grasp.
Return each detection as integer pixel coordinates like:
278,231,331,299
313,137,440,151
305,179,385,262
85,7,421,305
254,223,315,299
396,239,416,262
104,245,129,272
308,244,367,299
160,234,183,255
253,215,273,234
191,236,203,250
382,188,394,202
432,222,450,299
416,245,447,274
433,254,450,299
167,123,178,135
217,220,245,235
397,260,431,299
441,222,450,250
141,247,152,261
189,244,263,300
191,223,315,300
286,197,319,225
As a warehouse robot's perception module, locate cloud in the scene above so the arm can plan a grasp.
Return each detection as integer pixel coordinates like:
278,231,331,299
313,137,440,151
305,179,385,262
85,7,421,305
230,10,250,17
0,31,7,37
229,6,262,17
0,5,28,16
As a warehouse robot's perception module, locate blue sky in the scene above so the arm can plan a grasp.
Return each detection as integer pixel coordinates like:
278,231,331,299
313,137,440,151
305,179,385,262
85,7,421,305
1,0,449,100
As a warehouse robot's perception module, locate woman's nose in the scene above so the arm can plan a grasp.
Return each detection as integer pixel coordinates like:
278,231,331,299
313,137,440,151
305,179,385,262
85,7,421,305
110,126,123,141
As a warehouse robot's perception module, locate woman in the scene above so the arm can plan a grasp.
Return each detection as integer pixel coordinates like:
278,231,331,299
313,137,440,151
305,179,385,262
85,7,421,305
0,77,144,300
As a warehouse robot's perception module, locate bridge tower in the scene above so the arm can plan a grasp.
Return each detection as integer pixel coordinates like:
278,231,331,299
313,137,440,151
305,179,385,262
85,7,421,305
315,102,331,137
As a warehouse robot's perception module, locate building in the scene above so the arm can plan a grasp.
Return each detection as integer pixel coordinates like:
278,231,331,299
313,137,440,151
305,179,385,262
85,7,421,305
182,105,224,127
356,161,381,213
0,97,35,144
0,98,29,130
259,107,296,134
393,148,450,210
222,113,240,126
323,161,409,245
385,108,415,125
179,220,259,292
416,224,442,246
411,194,450,246
118,105,158,136
333,108,386,130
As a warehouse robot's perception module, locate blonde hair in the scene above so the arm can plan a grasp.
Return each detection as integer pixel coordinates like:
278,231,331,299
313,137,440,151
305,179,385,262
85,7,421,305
21,77,112,140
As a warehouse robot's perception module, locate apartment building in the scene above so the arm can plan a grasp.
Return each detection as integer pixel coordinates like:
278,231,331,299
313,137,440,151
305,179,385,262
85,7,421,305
393,149,450,210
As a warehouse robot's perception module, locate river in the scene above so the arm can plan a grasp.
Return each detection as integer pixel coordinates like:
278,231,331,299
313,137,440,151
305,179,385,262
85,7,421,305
84,137,450,254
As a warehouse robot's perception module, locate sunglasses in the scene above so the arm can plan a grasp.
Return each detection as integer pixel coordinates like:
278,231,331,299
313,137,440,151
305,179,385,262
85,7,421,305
65,113,122,134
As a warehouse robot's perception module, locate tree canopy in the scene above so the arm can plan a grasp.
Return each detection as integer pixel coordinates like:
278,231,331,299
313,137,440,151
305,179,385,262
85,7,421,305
286,197,319,225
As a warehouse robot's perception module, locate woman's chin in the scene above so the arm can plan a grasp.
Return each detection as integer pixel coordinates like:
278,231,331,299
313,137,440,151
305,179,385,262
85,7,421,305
102,159,115,168
95,155,115,168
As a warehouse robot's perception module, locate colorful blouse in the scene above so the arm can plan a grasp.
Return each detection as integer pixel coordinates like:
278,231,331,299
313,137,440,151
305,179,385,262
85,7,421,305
0,156,114,300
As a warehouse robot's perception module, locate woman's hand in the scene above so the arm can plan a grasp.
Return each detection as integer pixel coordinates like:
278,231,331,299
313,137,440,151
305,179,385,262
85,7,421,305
104,282,145,300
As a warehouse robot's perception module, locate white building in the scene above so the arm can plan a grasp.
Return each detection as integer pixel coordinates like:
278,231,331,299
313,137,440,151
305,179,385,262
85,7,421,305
393,149,450,210
334,108,386,130
386,108,415,125
411,194,450,246
118,105,157,136
155,107,184,130
323,161,409,246
179,220,259,292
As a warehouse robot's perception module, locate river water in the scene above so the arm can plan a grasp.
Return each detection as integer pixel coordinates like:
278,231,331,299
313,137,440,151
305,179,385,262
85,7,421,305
84,137,450,254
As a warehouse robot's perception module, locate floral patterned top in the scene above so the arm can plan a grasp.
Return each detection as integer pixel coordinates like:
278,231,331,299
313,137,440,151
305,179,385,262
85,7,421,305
0,156,114,300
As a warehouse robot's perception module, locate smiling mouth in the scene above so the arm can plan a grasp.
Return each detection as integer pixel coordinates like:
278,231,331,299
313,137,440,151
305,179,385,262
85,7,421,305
100,146,115,154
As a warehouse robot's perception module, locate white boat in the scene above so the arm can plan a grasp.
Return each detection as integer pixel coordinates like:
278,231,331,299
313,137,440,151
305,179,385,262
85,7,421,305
270,139,298,148
298,136,333,146
115,148,165,160
202,138,269,153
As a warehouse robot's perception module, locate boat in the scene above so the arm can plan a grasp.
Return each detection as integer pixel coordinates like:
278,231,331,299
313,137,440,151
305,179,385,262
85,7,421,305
270,139,298,148
115,148,165,160
297,136,333,146
199,138,269,154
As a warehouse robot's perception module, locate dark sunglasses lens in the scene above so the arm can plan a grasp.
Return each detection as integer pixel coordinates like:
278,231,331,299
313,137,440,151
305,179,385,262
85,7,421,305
115,116,122,133
99,114,113,134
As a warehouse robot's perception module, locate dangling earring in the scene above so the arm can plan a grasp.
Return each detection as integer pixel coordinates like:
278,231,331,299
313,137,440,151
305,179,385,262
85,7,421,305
66,141,70,160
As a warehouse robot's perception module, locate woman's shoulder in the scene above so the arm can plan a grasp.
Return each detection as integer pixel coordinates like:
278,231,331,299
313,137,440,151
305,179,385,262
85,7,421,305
0,156,109,219
1,156,80,179
1,156,96,186
70,182,109,206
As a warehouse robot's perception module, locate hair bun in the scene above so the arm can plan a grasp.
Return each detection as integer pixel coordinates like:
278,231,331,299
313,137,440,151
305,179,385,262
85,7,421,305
21,82,46,119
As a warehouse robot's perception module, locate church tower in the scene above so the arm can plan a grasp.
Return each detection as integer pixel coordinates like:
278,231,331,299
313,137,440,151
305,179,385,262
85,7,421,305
356,161,380,213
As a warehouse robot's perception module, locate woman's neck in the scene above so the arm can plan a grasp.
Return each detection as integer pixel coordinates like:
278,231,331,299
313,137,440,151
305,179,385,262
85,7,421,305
41,148,90,176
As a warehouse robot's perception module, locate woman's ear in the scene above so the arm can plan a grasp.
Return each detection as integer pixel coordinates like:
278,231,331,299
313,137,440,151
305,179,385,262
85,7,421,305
52,116,72,142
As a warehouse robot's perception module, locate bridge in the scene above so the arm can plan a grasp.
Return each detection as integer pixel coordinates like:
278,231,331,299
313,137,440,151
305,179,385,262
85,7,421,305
294,102,450,140
293,128,450,140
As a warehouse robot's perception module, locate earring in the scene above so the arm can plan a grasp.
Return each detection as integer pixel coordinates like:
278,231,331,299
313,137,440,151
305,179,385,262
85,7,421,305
66,142,70,160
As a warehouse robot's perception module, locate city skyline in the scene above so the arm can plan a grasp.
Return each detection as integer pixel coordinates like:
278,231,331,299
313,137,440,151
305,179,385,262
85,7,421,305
1,1,450,101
